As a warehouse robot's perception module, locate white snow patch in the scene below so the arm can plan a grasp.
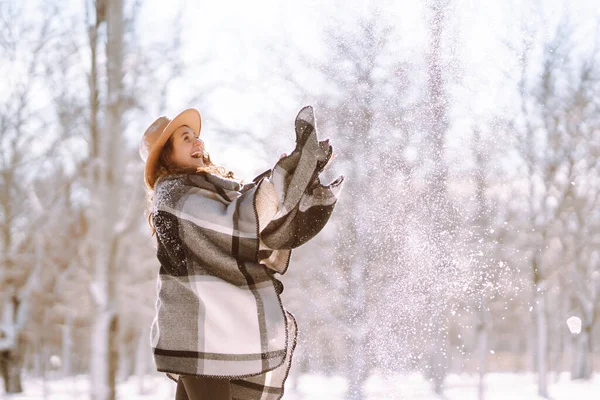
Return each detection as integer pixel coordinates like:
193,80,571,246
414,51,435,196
3,372,600,399
567,316,582,334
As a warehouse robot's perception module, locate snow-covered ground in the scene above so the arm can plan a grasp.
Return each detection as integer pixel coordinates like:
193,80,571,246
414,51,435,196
2,372,599,399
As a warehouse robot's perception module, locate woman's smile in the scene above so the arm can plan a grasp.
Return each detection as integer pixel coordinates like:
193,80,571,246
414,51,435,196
171,125,206,168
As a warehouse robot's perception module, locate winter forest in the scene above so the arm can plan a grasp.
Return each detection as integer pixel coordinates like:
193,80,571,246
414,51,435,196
1,0,599,399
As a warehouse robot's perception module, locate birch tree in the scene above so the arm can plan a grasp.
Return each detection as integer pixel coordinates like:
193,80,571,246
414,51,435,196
85,1,125,398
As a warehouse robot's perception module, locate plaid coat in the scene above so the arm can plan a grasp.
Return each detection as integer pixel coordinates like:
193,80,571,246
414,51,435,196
150,106,343,399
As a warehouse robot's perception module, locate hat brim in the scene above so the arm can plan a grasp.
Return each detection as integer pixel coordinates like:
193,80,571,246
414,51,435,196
144,108,202,189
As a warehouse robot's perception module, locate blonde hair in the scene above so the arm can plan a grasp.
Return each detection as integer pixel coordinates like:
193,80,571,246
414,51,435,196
146,133,239,236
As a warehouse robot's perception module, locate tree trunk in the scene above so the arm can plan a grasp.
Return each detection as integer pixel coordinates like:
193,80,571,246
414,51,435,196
109,316,119,391
429,326,449,396
0,330,25,394
91,309,118,400
570,324,592,380
0,349,23,394
424,1,452,393
477,310,488,400
534,281,548,398
135,327,150,395
0,295,25,394
346,258,368,400
345,198,369,400
88,0,124,399
117,334,131,382
62,313,73,377
346,336,368,400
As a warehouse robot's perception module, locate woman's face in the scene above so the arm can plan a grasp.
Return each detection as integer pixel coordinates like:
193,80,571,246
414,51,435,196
169,126,207,169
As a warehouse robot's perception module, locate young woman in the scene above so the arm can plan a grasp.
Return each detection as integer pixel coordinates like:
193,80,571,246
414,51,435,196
139,106,343,400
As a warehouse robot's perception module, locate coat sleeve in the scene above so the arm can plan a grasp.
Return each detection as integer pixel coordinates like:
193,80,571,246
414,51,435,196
251,106,344,273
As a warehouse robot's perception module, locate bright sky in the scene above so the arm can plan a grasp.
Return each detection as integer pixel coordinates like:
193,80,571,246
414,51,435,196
133,0,599,179
7,0,599,180
136,0,360,178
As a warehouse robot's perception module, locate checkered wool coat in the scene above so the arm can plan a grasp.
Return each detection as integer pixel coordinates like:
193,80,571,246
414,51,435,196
150,106,343,399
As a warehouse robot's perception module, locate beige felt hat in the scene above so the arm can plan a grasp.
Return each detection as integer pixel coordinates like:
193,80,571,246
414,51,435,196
139,108,202,190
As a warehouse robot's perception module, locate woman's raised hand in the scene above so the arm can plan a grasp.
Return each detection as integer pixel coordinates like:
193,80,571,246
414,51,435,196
280,151,337,168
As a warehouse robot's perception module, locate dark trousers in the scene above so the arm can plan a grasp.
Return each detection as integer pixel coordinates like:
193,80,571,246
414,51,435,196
175,375,232,400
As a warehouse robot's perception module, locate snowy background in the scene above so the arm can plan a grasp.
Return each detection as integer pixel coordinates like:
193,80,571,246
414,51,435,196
1,0,600,399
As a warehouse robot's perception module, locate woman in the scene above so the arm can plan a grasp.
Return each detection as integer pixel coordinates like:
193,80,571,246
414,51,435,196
139,106,343,400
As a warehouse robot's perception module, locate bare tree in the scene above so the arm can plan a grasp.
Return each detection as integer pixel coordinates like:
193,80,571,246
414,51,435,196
0,1,71,393
509,17,600,395
467,124,514,400
559,35,600,382
311,10,415,399
84,1,127,399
